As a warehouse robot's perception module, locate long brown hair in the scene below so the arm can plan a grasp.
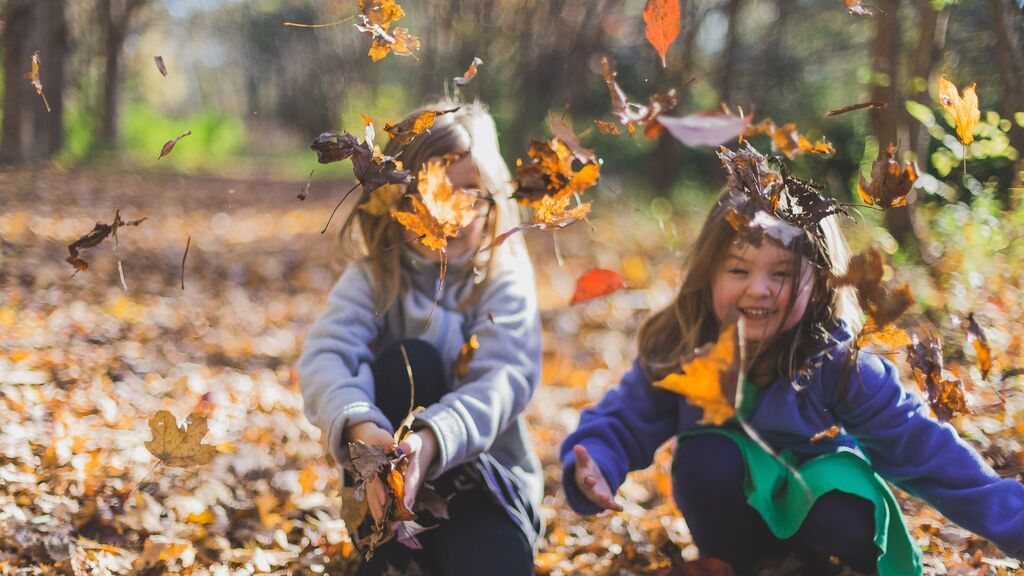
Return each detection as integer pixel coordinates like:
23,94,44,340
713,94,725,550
334,100,527,314
637,187,863,386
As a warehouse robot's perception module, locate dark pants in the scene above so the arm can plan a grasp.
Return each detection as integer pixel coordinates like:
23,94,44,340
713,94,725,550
673,433,878,575
357,339,534,576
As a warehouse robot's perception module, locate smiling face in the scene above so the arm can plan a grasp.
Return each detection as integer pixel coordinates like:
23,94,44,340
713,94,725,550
404,153,492,262
711,240,815,343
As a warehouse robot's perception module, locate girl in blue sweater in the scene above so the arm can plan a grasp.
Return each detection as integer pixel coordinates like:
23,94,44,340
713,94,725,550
561,148,1024,575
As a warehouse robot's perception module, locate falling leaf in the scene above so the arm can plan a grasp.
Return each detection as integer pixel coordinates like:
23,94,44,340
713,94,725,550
144,410,217,468
453,334,480,380
454,57,482,86
966,314,992,380
154,56,168,77
855,318,912,351
361,113,376,149
763,123,834,158
658,111,753,147
829,248,914,328
725,209,804,249
825,101,886,116
937,75,980,145
643,0,681,67
907,334,969,421
353,0,420,62
24,51,51,112
594,120,622,135
654,323,740,425
810,426,841,443
361,183,406,216
392,160,478,252
599,57,677,137
571,269,626,305
158,130,192,160
65,210,147,272
298,169,315,201
858,144,918,209
548,112,597,164
842,0,874,16
310,132,412,194
384,108,459,145
512,138,600,212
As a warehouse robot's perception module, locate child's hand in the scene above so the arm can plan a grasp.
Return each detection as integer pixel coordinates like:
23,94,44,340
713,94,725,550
397,428,438,512
344,422,396,524
573,445,623,512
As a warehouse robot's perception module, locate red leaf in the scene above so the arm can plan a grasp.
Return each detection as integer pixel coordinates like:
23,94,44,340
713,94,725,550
643,0,681,67
571,269,626,304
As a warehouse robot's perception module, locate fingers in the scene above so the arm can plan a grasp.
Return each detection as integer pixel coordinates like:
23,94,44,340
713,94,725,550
571,444,623,512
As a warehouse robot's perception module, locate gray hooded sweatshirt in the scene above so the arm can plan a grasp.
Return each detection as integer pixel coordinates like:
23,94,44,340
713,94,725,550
297,248,544,515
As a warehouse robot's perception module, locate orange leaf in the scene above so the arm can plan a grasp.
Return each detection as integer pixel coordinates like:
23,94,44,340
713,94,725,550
23,50,50,112
810,426,841,443
387,468,417,521
570,269,625,304
842,0,874,16
653,324,739,425
643,0,681,67
453,334,480,380
768,123,834,159
454,57,482,86
937,75,980,145
966,314,992,380
594,119,622,135
857,144,918,209
384,108,459,145
830,248,913,329
907,334,968,421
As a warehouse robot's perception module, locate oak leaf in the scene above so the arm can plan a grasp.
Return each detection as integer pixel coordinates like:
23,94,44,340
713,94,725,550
858,144,918,209
937,75,980,145
643,0,681,67
144,410,216,467
653,323,740,425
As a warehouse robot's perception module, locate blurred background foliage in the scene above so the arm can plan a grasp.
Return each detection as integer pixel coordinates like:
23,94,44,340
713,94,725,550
1,0,1022,222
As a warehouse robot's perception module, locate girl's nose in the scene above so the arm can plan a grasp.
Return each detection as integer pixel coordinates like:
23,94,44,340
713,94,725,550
746,274,775,297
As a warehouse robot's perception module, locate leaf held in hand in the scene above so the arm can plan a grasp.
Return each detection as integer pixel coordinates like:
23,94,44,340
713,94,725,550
937,75,980,145
145,410,217,467
653,323,740,425
643,0,681,67
570,269,626,305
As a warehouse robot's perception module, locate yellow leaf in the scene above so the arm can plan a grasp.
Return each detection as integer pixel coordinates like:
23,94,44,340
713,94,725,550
653,324,739,425
453,334,480,380
938,75,980,145
361,183,405,216
392,160,478,252
144,410,216,468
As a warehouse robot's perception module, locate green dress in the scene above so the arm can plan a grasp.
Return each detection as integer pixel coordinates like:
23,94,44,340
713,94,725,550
676,380,922,576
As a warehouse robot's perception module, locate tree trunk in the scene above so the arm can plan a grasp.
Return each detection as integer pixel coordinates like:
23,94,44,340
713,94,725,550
717,0,743,106
989,0,1024,194
0,0,66,164
97,0,148,150
868,0,916,249
907,1,949,166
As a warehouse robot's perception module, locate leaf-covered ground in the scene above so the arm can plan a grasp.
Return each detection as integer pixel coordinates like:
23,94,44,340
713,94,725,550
1,168,1021,575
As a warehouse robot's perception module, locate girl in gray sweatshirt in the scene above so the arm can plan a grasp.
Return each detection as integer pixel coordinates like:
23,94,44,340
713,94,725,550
298,102,542,575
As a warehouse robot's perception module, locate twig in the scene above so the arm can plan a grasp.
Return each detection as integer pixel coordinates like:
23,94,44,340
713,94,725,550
124,462,161,500
181,235,191,291
400,345,415,417
283,15,356,28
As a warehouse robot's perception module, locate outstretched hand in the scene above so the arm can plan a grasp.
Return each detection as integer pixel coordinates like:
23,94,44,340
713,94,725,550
572,445,623,512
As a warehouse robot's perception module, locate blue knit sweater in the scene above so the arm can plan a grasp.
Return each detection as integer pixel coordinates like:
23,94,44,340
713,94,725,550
561,326,1024,559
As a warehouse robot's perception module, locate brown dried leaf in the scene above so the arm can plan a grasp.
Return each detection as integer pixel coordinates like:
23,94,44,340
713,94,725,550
548,111,597,164
966,314,992,380
154,56,168,77
158,130,192,160
144,410,217,468
907,334,969,421
384,108,459,145
599,57,677,137
65,210,147,272
857,144,918,209
24,51,50,112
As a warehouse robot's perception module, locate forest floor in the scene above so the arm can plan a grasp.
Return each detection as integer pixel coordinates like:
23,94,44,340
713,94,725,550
1,167,1021,575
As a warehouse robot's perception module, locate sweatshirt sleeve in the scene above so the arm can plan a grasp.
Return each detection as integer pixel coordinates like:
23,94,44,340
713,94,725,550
829,351,1024,559
414,264,542,479
559,360,690,515
297,265,392,468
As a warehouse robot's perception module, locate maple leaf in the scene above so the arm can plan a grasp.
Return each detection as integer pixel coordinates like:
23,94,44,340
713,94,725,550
360,183,406,216
392,160,478,252
907,334,968,421
66,210,147,272
654,323,740,425
24,51,51,112
830,247,914,328
453,334,480,380
310,132,412,194
658,110,753,147
348,441,392,481
599,57,677,137
512,138,600,208
548,112,597,164
858,144,918,209
966,314,992,380
354,0,420,62
154,56,168,77
643,0,681,67
144,410,217,468
384,107,460,145
158,130,192,160
571,269,626,305
454,57,482,86
937,75,980,145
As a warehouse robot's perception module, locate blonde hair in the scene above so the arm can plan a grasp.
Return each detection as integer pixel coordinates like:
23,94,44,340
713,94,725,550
637,187,863,386
335,100,527,314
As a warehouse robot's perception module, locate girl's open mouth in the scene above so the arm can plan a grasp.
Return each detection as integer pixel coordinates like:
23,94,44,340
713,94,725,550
739,307,776,319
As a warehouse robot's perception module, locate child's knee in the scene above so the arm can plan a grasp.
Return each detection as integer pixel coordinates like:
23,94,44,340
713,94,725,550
672,434,746,499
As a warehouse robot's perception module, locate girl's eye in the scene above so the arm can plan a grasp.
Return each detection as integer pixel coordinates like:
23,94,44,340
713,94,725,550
729,268,747,275
773,271,792,278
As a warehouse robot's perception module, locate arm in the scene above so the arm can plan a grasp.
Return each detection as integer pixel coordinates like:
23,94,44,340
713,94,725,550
413,265,542,478
830,352,1024,558
560,360,692,515
297,265,392,467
